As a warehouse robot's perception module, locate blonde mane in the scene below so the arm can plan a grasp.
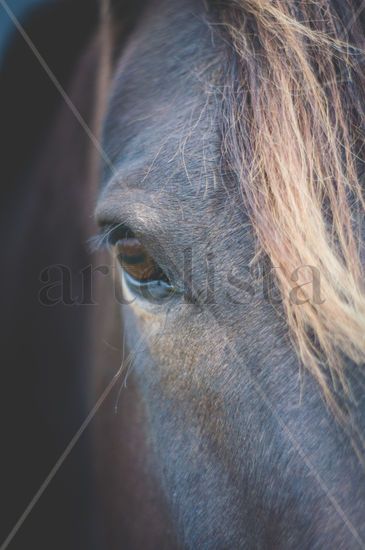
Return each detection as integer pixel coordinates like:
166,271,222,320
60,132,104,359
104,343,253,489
219,0,365,426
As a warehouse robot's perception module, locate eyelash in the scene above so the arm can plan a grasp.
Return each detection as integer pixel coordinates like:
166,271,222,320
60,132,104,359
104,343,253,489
89,223,132,251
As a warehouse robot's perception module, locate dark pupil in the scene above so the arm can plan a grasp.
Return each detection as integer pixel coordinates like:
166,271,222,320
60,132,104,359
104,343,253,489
115,238,168,283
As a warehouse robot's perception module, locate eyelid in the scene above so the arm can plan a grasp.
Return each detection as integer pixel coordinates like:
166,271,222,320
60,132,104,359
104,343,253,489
92,223,136,250
105,224,135,246
95,197,170,257
97,223,160,266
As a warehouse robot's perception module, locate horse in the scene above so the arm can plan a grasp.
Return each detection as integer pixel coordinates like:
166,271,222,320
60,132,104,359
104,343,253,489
1,0,365,548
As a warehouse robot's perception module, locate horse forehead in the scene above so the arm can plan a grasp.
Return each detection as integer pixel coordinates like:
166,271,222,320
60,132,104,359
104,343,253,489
101,0,224,198
111,0,219,109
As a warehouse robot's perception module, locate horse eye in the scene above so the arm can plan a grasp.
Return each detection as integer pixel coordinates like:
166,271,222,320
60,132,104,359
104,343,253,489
112,237,176,303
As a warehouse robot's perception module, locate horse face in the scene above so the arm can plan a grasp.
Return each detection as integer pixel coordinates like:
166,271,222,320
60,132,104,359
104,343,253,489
96,0,365,546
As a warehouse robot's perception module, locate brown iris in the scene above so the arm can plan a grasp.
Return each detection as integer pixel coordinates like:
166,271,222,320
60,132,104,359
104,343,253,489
114,237,168,283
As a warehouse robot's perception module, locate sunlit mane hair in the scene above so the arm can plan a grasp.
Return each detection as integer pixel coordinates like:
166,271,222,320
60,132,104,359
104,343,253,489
218,0,365,423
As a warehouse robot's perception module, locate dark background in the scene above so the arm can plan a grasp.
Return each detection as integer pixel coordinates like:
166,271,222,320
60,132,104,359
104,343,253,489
0,2,101,548
0,0,48,61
